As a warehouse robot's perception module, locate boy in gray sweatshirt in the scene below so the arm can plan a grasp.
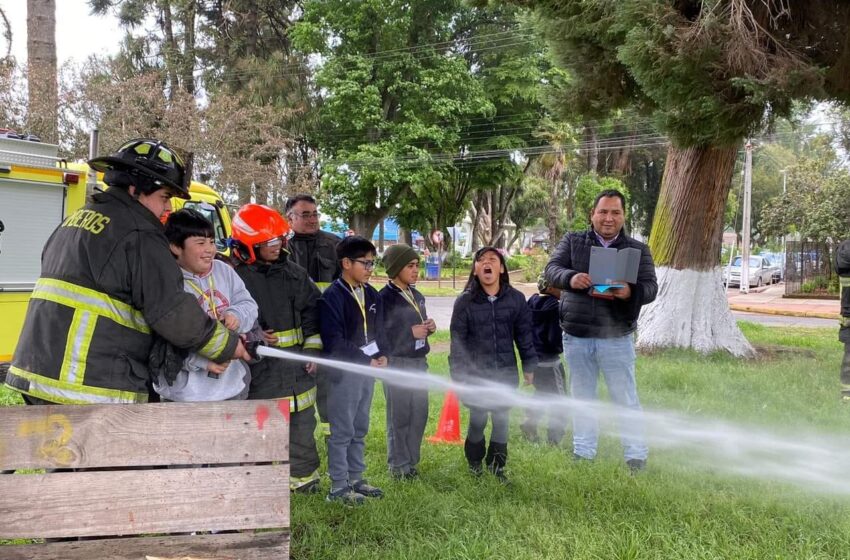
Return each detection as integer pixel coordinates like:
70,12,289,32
154,209,258,402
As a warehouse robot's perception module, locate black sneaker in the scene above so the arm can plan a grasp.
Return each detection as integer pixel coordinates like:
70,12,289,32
626,458,646,473
326,486,366,506
351,479,384,498
468,461,484,477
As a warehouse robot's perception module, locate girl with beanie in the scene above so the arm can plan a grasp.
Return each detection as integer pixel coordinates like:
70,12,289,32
449,246,537,483
378,244,437,479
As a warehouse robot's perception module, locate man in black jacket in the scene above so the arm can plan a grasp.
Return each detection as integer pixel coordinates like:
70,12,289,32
835,239,850,402
545,189,657,472
286,194,341,437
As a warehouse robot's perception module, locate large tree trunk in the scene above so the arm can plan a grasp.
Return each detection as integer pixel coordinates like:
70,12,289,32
637,144,754,357
26,0,56,143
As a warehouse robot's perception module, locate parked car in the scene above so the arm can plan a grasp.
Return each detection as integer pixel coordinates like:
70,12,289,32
722,256,780,287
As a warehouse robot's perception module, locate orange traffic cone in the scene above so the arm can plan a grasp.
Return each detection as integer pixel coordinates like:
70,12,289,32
427,391,463,445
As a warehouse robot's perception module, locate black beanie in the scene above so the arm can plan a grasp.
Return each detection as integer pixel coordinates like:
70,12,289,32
383,243,419,278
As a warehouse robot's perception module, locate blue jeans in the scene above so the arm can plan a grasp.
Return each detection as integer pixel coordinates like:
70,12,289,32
563,333,648,461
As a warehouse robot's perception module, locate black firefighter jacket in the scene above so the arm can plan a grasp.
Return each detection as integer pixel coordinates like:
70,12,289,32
236,254,322,404
545,228,658,339
288,230,340,291
7,187,239,404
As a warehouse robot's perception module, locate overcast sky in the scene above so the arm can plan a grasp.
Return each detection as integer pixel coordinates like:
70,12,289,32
2,0,121,65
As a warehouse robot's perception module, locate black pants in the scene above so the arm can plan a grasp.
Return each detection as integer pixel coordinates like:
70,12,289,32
291,405,321,480
522,356,568,443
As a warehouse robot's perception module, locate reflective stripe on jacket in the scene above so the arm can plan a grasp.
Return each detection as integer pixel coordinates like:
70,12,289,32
236,255,322,399
6,188,238,404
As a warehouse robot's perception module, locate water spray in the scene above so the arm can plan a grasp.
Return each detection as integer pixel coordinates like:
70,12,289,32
256,346,850,496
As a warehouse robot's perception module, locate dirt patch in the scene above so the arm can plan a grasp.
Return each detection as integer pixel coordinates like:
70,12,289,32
751,344,817,360
429,341,450,353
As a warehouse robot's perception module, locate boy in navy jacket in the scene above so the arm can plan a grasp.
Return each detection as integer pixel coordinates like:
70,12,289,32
520,275,567,445
319,236,387,505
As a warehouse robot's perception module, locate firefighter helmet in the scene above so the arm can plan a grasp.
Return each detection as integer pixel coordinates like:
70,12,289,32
89,138,192,199
231,203,291,264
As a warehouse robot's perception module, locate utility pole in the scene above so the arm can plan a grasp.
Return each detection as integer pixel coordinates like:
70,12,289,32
86,129,99,198
740,140,753,294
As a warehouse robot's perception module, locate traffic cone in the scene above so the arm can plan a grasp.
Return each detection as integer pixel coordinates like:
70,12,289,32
427,391,463,445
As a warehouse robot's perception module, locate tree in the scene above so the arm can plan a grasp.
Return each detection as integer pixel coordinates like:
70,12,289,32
292,0,492,239
761,154,850,243
523,0,850,356
26,0,57,143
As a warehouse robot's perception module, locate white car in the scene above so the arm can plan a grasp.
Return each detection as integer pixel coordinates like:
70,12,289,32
723,256,779,288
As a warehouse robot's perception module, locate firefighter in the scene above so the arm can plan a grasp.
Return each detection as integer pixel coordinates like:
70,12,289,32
285,194,340,437
836,239,850,402
232,204,324,493
5,138,248,405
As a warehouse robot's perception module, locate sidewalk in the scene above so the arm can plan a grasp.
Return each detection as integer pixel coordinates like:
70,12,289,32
726,283,839,319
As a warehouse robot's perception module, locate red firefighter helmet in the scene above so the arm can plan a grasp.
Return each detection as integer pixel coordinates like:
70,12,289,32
231,203,291,264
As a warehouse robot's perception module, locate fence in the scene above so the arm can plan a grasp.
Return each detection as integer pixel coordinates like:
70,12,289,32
784,240,836,296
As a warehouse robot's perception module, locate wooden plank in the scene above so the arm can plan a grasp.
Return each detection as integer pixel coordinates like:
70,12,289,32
1,531,289,560
0,465,289,539
0,401,290,470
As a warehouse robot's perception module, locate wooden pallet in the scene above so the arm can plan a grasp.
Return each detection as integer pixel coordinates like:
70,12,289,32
0,400,290,560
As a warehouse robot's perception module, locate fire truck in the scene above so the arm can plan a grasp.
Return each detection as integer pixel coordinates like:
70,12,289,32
0,136,233,375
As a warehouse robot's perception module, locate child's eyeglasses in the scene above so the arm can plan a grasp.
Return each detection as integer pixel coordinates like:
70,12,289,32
352,259,376,270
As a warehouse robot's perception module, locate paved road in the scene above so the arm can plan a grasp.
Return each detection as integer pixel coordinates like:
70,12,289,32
425,297,835,329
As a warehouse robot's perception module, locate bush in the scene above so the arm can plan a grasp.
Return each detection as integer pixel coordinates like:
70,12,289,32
523,250,549,282
505,254,529,271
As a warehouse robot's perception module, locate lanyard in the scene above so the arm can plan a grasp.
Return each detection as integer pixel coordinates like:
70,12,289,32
343,279,368,343
187,273,218,320
391,281,424,322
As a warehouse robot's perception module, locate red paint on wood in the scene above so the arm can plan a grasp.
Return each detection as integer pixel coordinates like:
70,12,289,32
255,405,270,430
225,413,233,420
276,400,291,422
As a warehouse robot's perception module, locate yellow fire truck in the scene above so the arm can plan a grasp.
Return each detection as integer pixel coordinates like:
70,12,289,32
0,136,233,374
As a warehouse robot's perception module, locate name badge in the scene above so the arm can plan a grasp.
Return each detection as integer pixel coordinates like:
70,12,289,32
415,339,426,350
360,340,380,357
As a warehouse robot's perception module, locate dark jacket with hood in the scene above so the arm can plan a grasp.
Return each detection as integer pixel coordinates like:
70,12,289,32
235,251,322,402
449,254,537,387
545,228,657,339
6,187,239,404
527,293,563,357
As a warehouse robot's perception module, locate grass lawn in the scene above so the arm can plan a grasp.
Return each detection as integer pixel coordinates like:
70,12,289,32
3,322,850,558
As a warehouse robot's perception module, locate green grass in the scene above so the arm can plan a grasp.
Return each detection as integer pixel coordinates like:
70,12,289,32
4,323,850,558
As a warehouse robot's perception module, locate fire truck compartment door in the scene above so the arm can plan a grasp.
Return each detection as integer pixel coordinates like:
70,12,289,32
0,178,64,290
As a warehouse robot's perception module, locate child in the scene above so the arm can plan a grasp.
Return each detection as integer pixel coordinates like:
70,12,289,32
319,235,387,505
449,246,537,482
154,209,258,402
230,203,324,494
378,244,437,480
520,275,567,445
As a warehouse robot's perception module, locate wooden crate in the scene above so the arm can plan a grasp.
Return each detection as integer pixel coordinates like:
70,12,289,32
0,400,290,559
